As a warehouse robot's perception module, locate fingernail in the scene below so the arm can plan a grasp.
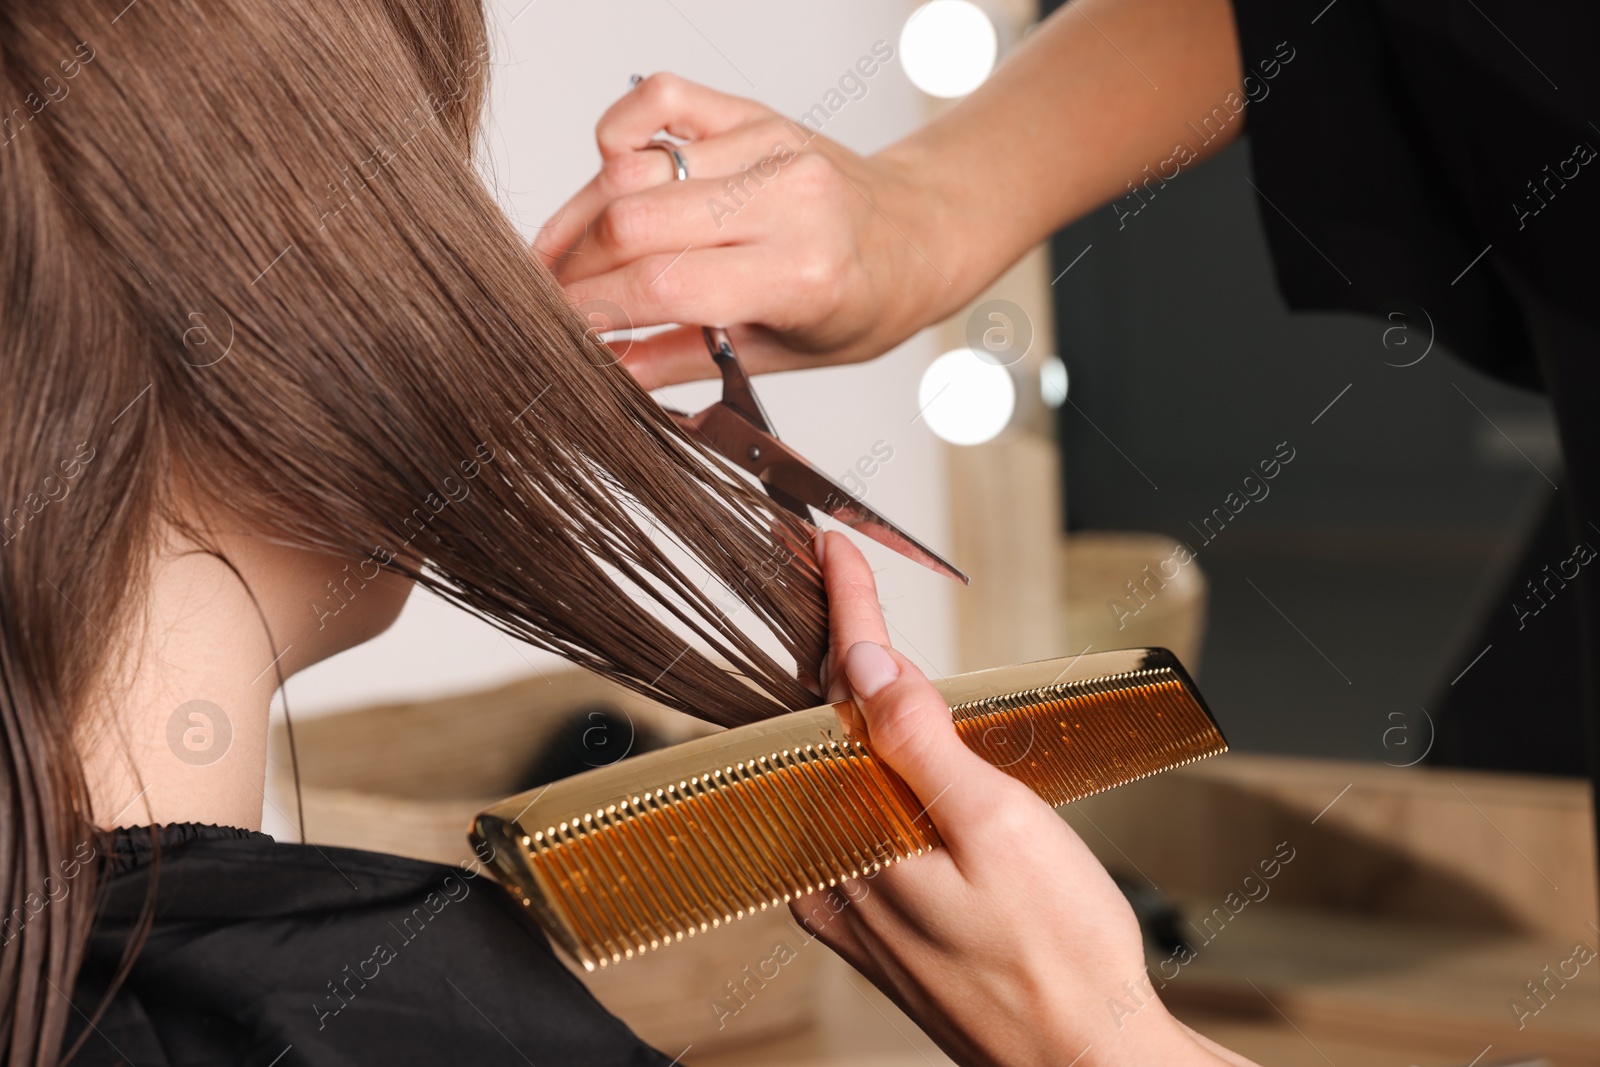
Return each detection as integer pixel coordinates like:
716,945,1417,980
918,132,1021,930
844,641,899,700
814,529,827,568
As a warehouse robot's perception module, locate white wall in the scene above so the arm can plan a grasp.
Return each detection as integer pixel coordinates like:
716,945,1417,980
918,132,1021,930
270,1,956,752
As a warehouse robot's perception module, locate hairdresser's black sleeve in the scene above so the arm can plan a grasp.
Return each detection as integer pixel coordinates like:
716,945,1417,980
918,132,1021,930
1228,0,1598,388
1227,0,1600,811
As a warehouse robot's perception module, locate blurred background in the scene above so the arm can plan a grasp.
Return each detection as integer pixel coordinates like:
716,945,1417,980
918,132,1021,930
264,1,1598,1065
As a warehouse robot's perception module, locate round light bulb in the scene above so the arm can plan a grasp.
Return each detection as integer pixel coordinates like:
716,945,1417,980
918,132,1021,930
899,1,999,99
918,349,1016,446
1040,355,1068,408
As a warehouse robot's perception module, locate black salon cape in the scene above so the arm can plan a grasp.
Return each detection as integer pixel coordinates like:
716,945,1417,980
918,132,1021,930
64,825,675,1067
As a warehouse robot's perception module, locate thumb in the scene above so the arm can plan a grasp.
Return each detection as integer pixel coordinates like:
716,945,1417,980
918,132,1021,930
842,642,997,831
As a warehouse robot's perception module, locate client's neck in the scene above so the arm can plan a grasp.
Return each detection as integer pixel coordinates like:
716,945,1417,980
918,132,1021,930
80,506,411,831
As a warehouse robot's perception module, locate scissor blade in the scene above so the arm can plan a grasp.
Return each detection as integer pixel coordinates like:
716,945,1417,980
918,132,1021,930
704,327,776,433
670,407,814,524
764,481,817,523
824,497,972,585
688,405,970,584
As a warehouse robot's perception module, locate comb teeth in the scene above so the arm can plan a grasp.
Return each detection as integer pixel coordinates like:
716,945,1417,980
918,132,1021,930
524,742,932,966
953,670,1222,804
474,649,1226,969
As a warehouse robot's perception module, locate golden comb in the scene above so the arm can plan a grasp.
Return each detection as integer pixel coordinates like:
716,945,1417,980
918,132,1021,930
472,647,1225,970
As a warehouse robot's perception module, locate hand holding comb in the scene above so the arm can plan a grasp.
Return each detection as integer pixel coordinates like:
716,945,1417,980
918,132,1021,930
474,647,1226,970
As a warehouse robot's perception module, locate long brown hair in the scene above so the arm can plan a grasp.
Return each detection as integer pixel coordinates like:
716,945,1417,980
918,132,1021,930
0,1,827,1062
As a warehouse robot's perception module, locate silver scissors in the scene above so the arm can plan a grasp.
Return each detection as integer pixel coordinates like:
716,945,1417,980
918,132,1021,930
663,326,969,584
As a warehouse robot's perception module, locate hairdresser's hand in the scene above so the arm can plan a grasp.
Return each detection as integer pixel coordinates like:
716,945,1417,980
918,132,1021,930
535,0,1247,391
801,531,1257,1067
533,74,967,391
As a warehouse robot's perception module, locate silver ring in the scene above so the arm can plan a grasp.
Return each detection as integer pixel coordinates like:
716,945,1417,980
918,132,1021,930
645,139,689,182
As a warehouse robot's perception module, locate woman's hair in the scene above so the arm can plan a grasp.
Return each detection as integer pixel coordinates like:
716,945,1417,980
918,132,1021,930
0,1,828,1061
